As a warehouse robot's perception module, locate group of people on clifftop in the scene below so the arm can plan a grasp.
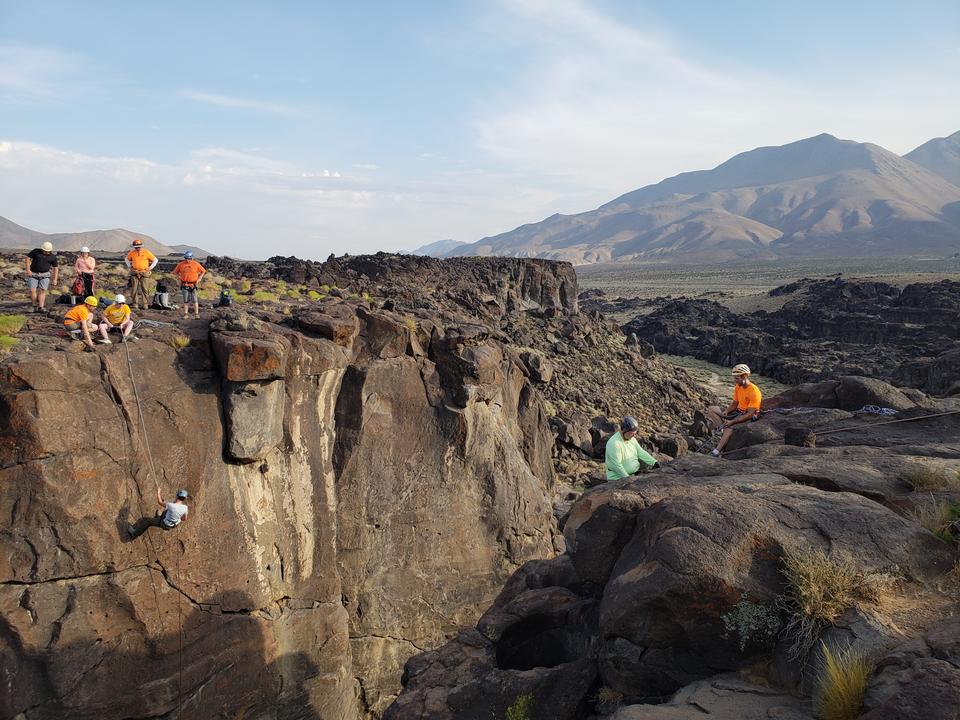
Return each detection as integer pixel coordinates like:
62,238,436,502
605,363,762,475
24,238,208,349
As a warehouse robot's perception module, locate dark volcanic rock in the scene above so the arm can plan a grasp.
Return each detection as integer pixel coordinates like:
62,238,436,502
622,278,960,394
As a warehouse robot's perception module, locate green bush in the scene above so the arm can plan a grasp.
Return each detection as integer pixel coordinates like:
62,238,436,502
0,314,26,336
505,694,533,720
0,336,19,353
250,291,280,303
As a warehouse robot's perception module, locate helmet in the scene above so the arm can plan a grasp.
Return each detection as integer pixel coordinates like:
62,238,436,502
41,241,54,252
621,416,639,432
80,246,90,253
176,489,189,499
131,239,143,247
732,363,751,376
84,296,99,307
183,251,194,259
113,294,126,304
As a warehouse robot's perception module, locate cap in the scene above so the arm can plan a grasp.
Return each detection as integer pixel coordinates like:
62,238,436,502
113,294,126,304
80,246,90,253
621,416,639,432
731,364,751,376
41,241,54,252
176,489,189,499
84,296,99,307
183,251,193,259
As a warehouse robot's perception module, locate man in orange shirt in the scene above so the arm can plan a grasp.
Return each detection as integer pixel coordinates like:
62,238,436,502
705,363,762,457
63,296,100,349
171,251,206,318
124,238,158,310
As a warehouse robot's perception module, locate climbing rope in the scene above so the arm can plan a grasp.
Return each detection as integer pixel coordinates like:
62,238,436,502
720,408,960,457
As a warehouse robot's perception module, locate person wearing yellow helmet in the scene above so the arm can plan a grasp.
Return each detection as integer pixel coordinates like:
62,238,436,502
63,296,100,349
705,363,763,457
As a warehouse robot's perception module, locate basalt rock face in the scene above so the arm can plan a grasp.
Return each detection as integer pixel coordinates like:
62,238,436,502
0,257,580,719
618,278,960,395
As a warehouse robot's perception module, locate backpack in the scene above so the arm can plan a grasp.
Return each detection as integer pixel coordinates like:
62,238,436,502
71,276,85,296
218,290,233,307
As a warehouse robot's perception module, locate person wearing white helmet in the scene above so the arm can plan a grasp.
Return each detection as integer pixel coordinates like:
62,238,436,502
171,250,207,318
24,241,60,313
705,363,763,457
97,293,135,343
74,246,96,298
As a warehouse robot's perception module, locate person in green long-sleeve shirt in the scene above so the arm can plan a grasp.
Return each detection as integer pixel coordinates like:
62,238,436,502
605,416,659,480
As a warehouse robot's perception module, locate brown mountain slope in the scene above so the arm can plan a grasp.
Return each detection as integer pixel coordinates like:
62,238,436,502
906,130,960,188
452,134,960,264
0,215,173,254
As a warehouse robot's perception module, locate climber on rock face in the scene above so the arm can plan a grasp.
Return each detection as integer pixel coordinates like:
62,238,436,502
706,363,763,457
605,415,659,481
127,488,189,539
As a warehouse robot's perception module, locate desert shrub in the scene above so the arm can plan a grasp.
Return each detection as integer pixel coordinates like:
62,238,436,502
286,289,301,298
250,291,279,303
594,686,623,713
0,336,19,353
306,290,325,301
167,334,191,350
721,594,782,652
198,287,220,300
275,280,287,293
912,501,960,543
234,279,252,293
404,317,417,332
505,694,533,720
815,643,873,720
0,314,26,336
780,549,894,660
318,284,331,293
903,463,958,491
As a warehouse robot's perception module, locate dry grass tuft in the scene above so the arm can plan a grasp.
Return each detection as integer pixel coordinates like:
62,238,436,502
167,334,191,350
815,643,873,720
781,549,895,660
912,501,960,543
903,463,959,492
0,336,19,353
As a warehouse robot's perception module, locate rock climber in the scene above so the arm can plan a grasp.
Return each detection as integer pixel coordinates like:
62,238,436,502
63,296,100,349
706,363,763,457
171,251,207,318
97,293,135,344
24,241,60,313
125,238,158,310
605,416,659,480
74,246,96,298
127,488,190,539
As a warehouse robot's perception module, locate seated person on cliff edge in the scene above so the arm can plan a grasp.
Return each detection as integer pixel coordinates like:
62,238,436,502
127,488,190,538
705,363,762,457
605,416,659,481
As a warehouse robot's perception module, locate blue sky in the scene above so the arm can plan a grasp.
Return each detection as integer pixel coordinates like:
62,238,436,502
1,0,957,258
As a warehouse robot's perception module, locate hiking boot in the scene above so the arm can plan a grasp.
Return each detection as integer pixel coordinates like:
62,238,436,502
96,338,112,344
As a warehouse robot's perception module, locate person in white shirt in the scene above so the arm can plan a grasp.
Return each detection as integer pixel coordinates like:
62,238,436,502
127,487,190,538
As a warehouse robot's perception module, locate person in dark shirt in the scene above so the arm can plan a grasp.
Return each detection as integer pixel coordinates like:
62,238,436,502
25,242,60,312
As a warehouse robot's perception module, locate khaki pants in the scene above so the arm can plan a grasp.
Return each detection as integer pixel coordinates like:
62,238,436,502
129,273,151,308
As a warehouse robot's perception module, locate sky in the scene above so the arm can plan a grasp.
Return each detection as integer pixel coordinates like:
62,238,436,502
1,0,958,259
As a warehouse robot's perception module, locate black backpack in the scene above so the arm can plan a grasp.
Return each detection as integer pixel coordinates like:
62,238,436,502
218,290,233,307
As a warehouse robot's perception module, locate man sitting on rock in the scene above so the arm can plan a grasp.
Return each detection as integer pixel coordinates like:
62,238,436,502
605,416,659,480
127,488,190,538
706,363,763,457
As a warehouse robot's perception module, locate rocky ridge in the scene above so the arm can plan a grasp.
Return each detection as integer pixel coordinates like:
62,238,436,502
0,253,708,719
607,277,960,396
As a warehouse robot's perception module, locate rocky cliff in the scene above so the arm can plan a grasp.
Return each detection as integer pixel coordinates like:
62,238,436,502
0,254,708,720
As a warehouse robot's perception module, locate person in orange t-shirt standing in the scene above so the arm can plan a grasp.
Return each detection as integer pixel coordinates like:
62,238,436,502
705,363,762,457
171,251,207,318
124,238,158,310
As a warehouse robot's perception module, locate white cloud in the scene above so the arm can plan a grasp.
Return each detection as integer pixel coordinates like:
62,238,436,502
181,90,300,116
0,44,89,101
472,0,960,199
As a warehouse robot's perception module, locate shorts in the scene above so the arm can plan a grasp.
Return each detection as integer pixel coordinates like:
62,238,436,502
181,286,198,302
27,273,51,290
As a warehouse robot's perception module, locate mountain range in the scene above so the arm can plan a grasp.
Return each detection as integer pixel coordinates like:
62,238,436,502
417,131,960,264
0,216,175,255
